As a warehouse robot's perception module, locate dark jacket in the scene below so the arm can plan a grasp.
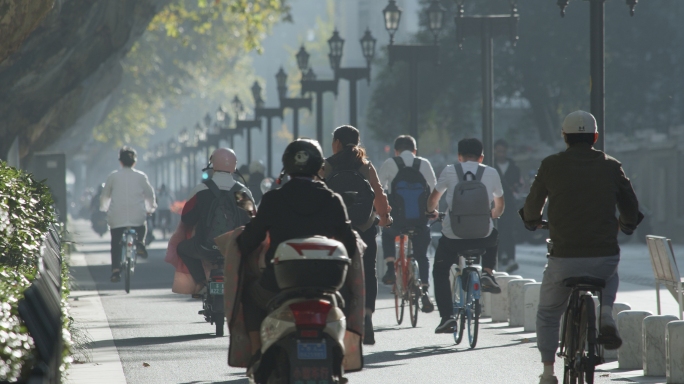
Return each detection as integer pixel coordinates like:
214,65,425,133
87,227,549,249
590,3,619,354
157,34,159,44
495,158,522,202
522,143,641,258
236,177,357,292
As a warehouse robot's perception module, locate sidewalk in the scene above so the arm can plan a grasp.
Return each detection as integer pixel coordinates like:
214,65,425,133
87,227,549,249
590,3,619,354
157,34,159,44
66,223,126,384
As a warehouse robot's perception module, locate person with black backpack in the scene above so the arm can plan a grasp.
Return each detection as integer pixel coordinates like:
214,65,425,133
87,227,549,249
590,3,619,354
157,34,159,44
426,138,505,334
323,125,392,345
177,148,253,292
378,135,436,312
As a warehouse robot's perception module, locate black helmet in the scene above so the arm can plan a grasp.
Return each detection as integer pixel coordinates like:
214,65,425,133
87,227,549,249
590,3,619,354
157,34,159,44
282,139,324,176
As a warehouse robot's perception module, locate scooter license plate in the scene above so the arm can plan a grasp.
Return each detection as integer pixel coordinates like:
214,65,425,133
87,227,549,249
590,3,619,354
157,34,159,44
296,340,327,360
209,282,224,295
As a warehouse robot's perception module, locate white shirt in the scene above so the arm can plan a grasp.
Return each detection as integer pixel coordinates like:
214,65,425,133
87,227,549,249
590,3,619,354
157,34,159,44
100,167,156,228
378,151,437,194
435,161,504,239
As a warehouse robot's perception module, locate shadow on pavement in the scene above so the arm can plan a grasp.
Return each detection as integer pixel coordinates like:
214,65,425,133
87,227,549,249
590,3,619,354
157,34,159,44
364,341,524,367
88,333,215,349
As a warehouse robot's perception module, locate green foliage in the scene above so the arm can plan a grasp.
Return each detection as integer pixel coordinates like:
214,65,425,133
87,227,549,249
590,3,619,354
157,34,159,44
367,1,684,150
0,161,72,382
93,0,290,147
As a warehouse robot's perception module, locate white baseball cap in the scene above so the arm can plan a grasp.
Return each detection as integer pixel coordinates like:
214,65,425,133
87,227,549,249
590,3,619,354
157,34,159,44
562,110,597,134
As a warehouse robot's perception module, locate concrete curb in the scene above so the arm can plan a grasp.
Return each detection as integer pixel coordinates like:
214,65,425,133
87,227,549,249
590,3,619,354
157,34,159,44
66,251,126,384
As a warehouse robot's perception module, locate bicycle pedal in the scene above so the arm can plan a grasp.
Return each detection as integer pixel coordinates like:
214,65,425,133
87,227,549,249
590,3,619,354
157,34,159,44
198,310,204,315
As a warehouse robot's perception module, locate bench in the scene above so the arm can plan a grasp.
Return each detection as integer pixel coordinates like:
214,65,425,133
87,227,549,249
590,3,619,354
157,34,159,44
646,235,683,320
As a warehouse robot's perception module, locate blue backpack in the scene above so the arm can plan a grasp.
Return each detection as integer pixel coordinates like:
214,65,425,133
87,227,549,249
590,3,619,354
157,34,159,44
389,157,430,230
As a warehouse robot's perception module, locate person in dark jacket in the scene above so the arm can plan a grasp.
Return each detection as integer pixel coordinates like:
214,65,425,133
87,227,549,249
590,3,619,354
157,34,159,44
493,139,523,273
323,125,392,345
521,111,642,384
237,139,357,359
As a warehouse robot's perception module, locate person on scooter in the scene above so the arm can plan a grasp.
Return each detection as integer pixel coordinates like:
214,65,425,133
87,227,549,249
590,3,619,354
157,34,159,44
237,139,357,362
177,148,252,293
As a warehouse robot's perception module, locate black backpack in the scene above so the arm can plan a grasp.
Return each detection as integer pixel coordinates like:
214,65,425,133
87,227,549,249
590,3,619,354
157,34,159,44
326,165,375,228
201,179,250,251
389,157,430,230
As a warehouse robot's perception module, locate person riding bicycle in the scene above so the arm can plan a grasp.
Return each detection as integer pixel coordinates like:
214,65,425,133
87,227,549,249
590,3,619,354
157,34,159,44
324,125,392,345
521,111,642,384
426,138,505,334
100,147,156,282
177,148,253,292
237,139,358,361
378,135,436,313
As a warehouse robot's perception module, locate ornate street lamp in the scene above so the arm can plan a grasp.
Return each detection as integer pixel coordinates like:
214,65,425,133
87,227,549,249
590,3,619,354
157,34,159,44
203,112,212,129
327,30,344,72
252,80,283,177
303,68,317,82
251,81,265,109
215,106,227,126
360,28,377,68
382,0,402,45
232,96,245,121
427,0,446,44
296,46,310,72
275,67,288,99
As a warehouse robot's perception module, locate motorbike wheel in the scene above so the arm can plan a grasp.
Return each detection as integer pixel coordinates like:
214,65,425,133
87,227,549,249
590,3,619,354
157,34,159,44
214,313,225,337
124,259,131,294
266,350,289,384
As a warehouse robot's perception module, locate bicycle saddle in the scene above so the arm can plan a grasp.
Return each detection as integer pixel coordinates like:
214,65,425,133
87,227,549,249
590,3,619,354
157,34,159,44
458,249,485,258
563,276,606,288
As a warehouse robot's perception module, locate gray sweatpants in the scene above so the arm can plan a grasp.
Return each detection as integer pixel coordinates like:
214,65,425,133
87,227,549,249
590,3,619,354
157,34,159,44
536,255,620,362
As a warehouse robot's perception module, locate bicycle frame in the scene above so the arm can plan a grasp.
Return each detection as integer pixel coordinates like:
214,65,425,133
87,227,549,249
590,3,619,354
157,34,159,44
395,234,420,296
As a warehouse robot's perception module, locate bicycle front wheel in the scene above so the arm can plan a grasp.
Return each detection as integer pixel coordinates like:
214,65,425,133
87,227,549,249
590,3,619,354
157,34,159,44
467,299,480,349
409,283,420,328
394,282,405,325
453,275,464,345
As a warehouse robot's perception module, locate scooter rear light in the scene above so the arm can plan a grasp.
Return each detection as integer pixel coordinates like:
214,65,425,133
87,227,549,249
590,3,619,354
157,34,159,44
299,329,320,338
289,300,332,329
213,276,224,282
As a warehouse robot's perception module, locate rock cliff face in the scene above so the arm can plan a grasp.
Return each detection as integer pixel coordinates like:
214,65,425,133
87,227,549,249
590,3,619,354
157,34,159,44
0,0,170,160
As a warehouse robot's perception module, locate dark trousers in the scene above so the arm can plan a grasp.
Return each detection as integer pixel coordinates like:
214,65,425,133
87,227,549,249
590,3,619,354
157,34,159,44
497,209,517,265
381,225,431,286
359,225,378,312
110,225,146,271
432,229,498,318
242,280,278,332
177,238,221,285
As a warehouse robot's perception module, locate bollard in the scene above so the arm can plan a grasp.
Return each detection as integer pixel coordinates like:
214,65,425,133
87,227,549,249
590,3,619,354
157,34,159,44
491,275,522,323
601,303,631,360
643,315,677,376
481,292,492,318
524,283,542,332
508,279,536,327
617,310,653,370
666,320,684,383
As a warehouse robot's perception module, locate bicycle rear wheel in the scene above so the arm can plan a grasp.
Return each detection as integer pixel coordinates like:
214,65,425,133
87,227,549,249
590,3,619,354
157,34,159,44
467,299,480,349
124,258,131,294
580,295,598,384
394,282,405,325
452,275,464,345
409,283,420,328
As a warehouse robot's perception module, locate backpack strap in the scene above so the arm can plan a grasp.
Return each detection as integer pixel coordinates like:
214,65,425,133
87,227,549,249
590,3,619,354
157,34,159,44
474,164,486,181
411,158,421,170
393,156,406,169
202,179,221,198
455,163,466,181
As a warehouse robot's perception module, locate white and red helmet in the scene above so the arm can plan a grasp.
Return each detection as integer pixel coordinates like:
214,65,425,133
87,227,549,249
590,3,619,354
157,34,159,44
209,148,237,173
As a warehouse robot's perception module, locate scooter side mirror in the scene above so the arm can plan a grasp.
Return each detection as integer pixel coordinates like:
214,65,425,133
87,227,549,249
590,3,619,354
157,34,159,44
235,191,256,217
260,178,274,194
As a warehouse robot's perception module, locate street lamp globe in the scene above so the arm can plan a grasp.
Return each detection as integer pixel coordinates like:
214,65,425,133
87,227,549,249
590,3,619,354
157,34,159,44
251,81,264,108
216,106,226,123
360,28,377,67
275,67,288,99
382,0,402,45
232,95,245,120
327,30,345,72
303,68,317,81
427,0,446,43
296,46,310,72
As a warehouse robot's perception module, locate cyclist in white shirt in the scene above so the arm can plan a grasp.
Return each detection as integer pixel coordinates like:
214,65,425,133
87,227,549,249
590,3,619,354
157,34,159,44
378,135,437,312
426,138,505,333
100,147,157,282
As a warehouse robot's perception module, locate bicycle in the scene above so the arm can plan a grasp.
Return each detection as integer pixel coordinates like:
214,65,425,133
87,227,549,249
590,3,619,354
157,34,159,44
119,227,138,294
393,228,423,328
558,276,604,384
450,249,483,349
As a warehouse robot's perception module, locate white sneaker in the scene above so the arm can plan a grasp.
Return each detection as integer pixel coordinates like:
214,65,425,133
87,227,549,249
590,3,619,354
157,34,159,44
538,374,558,384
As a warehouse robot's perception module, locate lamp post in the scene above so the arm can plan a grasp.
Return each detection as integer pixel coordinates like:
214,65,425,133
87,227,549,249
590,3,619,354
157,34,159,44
382,0,443,147
454,0,518,166
252,81,283,177
232,95,262,165
328,28,376,128
215,105,238,149
296,46,338,144
276,67,312,139
557,0,637,151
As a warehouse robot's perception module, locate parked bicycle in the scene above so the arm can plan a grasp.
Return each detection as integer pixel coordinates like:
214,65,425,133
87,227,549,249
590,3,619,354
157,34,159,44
120,227,138,294
392,228,423,328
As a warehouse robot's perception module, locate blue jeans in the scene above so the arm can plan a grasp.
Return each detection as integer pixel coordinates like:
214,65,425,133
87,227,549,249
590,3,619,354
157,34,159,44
536,255,620,362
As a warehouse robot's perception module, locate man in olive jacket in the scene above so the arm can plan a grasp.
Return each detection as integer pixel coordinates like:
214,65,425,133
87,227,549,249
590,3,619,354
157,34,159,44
521,111,642,384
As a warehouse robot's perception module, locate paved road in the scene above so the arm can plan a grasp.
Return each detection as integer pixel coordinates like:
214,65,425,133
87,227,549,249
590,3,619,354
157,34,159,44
67,219,683,384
